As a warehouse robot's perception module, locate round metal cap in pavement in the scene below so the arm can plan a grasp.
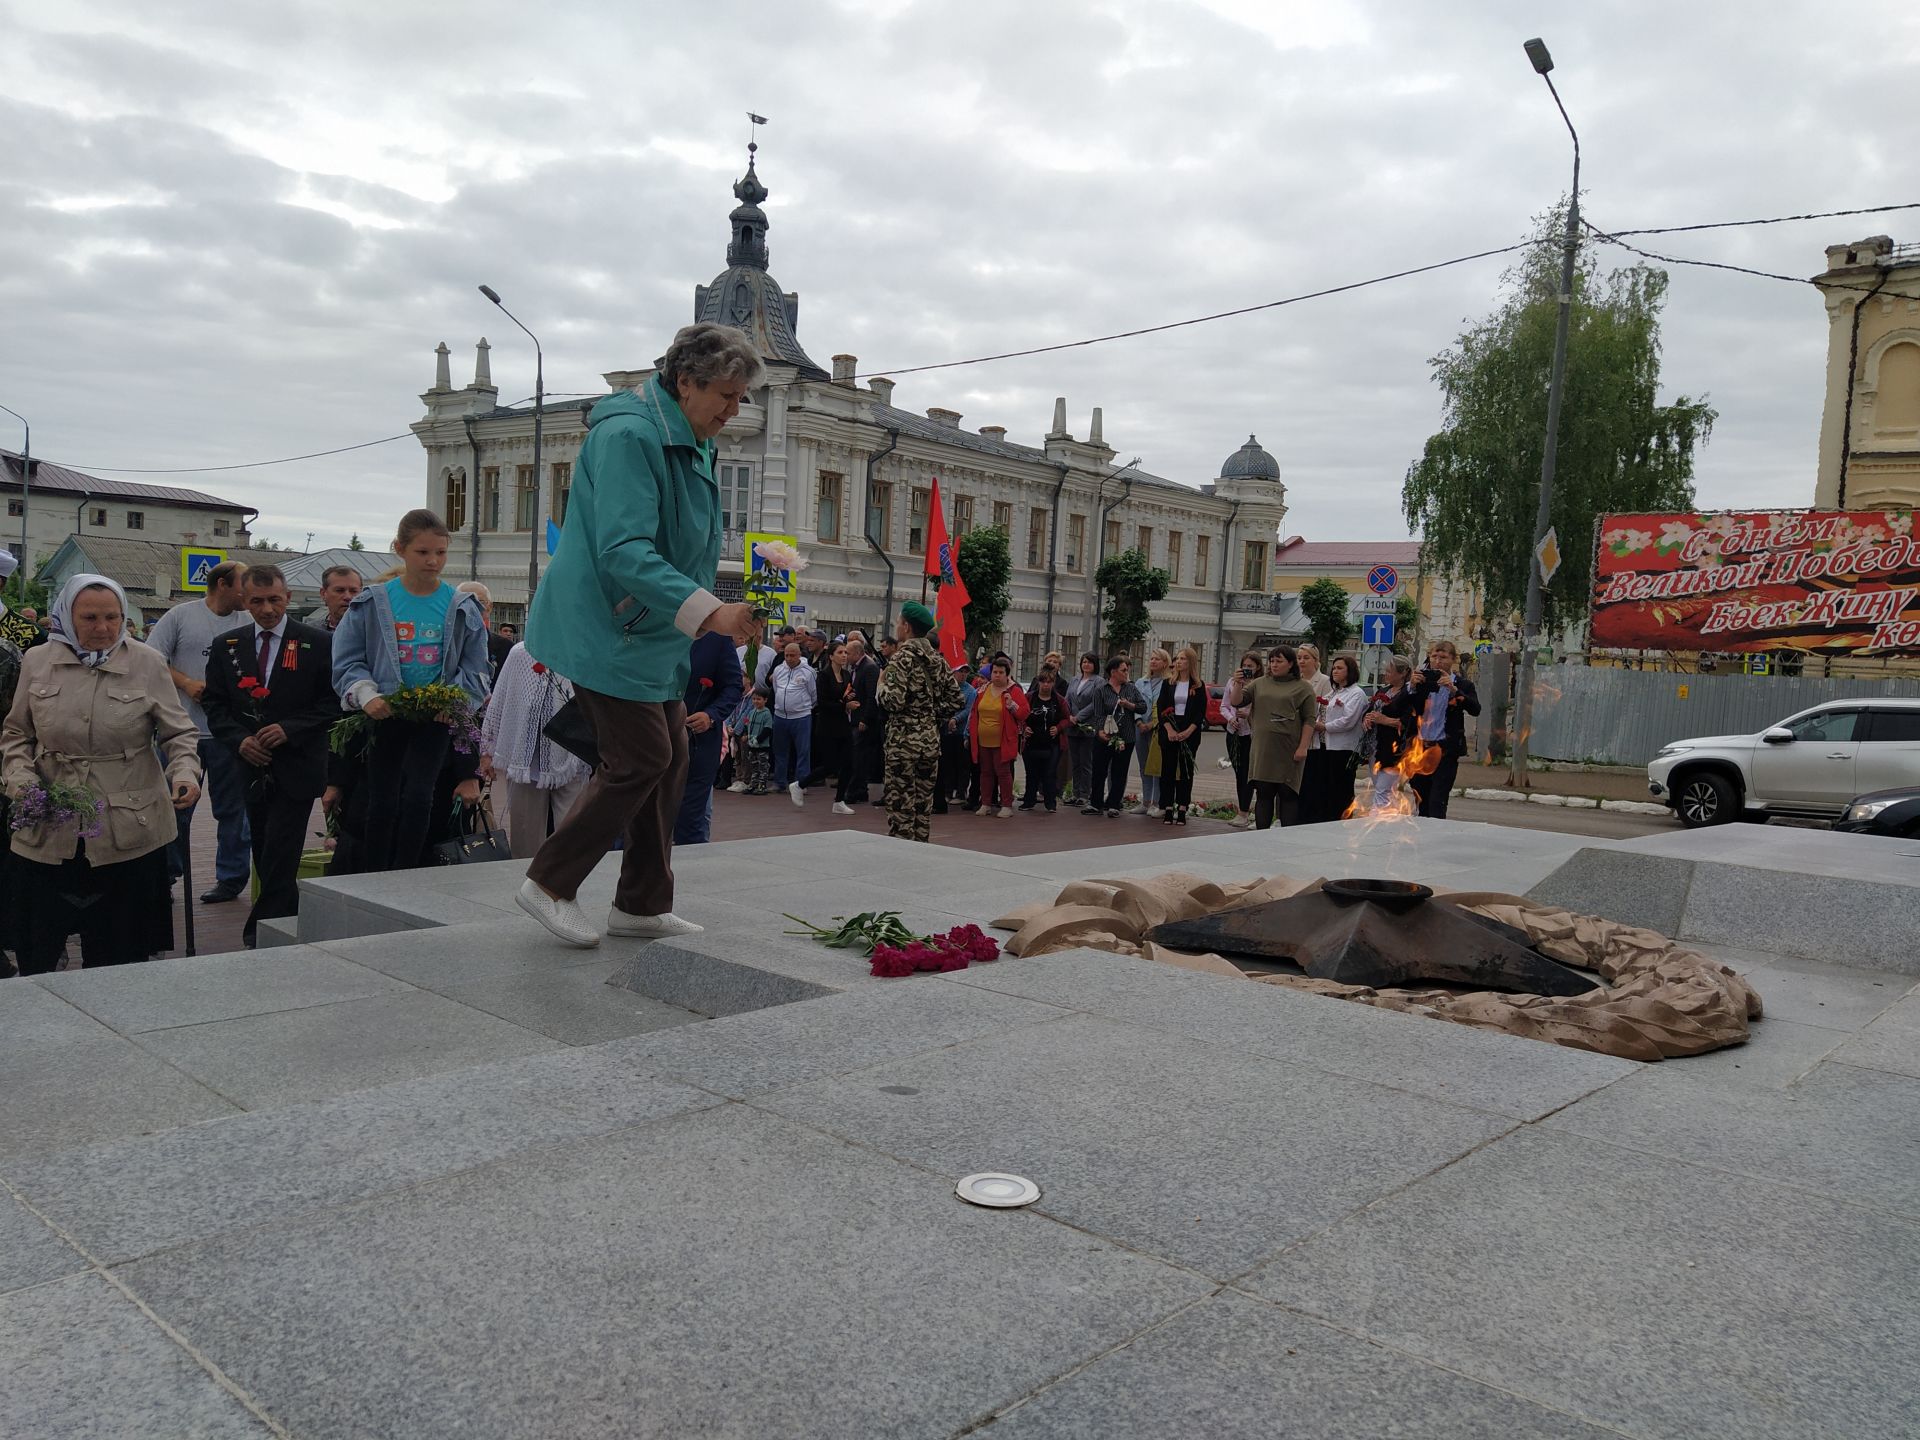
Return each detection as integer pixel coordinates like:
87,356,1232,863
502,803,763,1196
956,1173,1041,1208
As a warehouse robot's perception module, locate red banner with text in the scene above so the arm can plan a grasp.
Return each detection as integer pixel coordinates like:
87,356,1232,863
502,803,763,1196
1590,509,1920,655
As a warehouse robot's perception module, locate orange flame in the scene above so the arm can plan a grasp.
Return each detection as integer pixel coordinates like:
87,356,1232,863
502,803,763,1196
1342,736,1444,822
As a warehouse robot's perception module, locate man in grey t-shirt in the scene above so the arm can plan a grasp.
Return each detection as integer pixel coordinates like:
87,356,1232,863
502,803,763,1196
144,561,253,902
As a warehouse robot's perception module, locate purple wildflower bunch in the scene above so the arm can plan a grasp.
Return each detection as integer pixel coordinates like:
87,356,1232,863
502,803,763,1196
8,779,105,839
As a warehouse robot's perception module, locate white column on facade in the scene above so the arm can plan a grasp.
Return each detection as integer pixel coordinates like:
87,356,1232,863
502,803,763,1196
761,381,792,535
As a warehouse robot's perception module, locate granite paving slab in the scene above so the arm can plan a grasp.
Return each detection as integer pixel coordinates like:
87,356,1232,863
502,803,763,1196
0,980,121,1046
0,1189,85,1296
988,1289,1618,1439
604,978,1069,1096
116,1105,1210,1439
6,1049,718,1264
1682,859,1920,973
0,1036,240,1162
1616,1016,1848,1093
439,964,705,1045
1831,989,1920,1079
1249,1127,1920,1440
1544,1060,1920,1217
35,946,417,1033
945,948,1636,1120
132,990,563,1110
1525,846,1694,935
1,1274,276,1438
756,1013,1515,1278
1692,948,1914,1031
310,919,615,989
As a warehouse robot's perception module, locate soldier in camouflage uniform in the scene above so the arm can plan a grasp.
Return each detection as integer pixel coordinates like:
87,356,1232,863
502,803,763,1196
876,602,962,842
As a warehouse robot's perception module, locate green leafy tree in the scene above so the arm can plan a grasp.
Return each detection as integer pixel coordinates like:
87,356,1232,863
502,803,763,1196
348,533,366,551
1298,577,1353,654
1403,207,1715,634
1395,596,1421,656
1095,547,1170,654
956,525,1012,652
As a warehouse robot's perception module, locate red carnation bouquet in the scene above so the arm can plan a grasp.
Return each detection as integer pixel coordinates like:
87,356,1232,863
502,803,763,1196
784,911,1001,977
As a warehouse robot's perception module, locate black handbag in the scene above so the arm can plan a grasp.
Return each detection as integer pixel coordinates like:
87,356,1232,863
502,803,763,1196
542,697,601,770
432,798,513,866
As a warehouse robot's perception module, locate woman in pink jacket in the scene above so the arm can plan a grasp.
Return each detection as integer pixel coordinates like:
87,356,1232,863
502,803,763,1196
968,657,1030,819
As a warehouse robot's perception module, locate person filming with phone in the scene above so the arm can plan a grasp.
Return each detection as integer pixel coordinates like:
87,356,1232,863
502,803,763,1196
1406,640,1479,819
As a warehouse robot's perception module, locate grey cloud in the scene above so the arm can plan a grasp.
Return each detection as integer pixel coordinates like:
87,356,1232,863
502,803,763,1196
0,0,1911,548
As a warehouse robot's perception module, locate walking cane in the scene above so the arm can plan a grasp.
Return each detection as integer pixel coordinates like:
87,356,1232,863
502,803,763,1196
180,820,198,957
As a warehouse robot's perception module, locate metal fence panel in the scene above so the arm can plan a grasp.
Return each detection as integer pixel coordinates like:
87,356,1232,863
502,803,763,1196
1526,667,1920,766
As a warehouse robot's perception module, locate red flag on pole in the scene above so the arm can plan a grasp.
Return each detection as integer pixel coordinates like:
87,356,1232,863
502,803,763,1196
923,477,970,669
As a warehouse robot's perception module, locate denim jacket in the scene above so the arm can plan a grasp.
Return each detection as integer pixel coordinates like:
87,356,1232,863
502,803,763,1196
330,582,492,712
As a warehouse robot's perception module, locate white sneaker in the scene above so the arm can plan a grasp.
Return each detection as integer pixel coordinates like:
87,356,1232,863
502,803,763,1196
515,879,600,948
831,801,854,815
789,781,805,807
997,807,1013,818
1145,805,1163,818
607,907,704,939
727,781,747,793
1216,756,1233,769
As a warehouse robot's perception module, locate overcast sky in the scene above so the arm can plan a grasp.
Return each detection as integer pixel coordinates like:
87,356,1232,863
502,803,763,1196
3,0,1916,551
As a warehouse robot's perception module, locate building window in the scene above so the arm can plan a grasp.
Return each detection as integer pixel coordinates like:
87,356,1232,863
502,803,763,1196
444,468,468,532
1104,518,1121,559
551,462,572,525
1066,514,1086,573
817,471,843,543
951,494,974,536
1020,632,1041,677
1195,535,1210,588
1166,531,1183,585
481,467,501,531
126,511,145,530
492,602,525,629
1059,634,1080,664
212,518,230,537
908,486,929,553
718,462,754,538
514,465,538,531
1137,525,1152,561
1027,510,1047,567
866,480,893,548
993,500,1013,533
5,498,20,517
92,507,109,526
1241,539,1268,591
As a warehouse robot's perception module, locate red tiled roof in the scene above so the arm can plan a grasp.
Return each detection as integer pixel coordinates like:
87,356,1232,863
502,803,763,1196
1271,538,1423,568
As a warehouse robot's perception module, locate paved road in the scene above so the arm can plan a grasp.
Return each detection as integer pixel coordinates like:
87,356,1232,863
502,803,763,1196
1438,797,1673,839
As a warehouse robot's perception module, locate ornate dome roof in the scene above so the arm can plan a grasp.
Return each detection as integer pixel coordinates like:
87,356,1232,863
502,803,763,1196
691,148,826,379
1220,435,1281,480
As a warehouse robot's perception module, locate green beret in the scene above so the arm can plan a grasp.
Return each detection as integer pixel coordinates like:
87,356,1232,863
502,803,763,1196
901,601,936,632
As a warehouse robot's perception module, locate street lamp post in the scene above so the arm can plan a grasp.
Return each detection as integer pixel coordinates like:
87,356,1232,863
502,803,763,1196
0,404,27,599
1509,37,1580,788
478,285,545,613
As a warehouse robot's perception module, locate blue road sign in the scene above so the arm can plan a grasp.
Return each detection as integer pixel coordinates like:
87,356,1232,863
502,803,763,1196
1361,613,1397,647
1366,564,1399,596
180,547,226,592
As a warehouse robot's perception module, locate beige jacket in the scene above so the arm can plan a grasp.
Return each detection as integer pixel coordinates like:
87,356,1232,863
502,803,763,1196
0,642,202,864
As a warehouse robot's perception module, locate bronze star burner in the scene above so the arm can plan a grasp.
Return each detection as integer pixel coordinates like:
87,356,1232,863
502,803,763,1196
1146,878,1599,997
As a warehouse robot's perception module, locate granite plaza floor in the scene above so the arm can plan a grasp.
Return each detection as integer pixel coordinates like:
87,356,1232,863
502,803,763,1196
2,819,1916,1438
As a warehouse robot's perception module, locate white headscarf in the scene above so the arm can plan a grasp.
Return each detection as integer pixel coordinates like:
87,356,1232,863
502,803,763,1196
49,572,130,667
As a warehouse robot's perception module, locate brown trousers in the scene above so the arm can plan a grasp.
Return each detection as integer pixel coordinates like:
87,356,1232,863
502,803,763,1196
526,688,688,915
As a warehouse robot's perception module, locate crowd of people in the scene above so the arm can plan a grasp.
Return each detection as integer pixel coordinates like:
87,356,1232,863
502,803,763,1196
2,320,1483,971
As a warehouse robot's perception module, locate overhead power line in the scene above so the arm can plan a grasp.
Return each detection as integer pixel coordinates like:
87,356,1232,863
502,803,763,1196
69,432,414,475
1584,221,1920,305
1601,201,1920,238
856,240,1536,379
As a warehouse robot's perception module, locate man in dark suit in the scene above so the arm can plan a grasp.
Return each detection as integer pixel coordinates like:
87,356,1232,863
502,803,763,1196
673,629,744,844
202,564,340,946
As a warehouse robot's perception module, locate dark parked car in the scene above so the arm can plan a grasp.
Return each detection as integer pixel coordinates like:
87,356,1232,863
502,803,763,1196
1833,785,1920,839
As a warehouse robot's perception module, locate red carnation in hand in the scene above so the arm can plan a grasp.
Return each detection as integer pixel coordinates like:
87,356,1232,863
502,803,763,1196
699,677,714,688
531,662,547,675
254,688,271,700
237,676,258,691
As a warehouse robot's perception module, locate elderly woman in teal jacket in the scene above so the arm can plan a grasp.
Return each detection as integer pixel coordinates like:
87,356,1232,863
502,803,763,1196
515,323,764,948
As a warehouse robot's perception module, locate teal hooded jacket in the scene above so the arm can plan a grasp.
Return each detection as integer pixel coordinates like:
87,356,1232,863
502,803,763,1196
524,377,721,702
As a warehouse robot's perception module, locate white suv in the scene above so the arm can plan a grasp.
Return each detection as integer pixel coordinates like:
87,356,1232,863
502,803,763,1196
1647,698,1920,828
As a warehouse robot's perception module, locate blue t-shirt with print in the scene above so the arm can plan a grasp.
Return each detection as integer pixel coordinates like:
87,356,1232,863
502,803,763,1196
387,579,454,690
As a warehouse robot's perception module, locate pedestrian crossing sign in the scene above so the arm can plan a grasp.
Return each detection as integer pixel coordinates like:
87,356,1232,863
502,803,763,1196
180,547,226,593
